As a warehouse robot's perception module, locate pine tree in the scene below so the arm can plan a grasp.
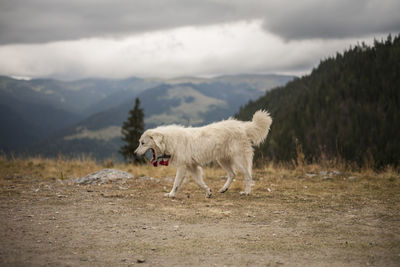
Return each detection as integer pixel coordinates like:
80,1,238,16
119,98,144,163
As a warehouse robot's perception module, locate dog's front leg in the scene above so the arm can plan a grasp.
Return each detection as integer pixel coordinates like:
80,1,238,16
190,165,212,198
165,166,186,198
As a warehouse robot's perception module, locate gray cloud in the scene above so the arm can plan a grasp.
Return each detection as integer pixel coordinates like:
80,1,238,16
0,0,251,44
1,0,399,45
0,22,371,80
0,0,398,80
262,0,400,40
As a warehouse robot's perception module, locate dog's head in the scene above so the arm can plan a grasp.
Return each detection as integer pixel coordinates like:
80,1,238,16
135,130,166,163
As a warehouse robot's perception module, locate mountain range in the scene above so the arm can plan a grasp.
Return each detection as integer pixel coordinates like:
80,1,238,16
0,76,159,153
0,74,294,160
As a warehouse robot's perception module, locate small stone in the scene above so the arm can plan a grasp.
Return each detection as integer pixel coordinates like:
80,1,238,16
139,176,161,183
137,258,146,263
75,169,134,185
273,210,284,214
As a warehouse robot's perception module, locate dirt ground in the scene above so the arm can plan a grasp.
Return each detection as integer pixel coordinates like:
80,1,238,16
1,162,400,266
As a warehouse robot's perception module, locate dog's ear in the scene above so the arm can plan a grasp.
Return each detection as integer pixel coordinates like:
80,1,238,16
150,132,165,152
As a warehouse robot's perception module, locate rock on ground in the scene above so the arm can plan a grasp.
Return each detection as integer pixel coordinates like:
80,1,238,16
75,168,134,185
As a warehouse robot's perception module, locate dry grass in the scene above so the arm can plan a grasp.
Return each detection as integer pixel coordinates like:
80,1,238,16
1,154,398,184
0,154,228,182
1,154,399,206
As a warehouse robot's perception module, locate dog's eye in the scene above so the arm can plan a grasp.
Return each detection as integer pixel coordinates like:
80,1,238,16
140,141,145,145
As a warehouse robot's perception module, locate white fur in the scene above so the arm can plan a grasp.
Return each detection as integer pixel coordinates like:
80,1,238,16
135,110,272,198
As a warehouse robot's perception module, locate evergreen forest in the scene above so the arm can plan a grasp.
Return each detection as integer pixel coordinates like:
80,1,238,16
236,34,400,168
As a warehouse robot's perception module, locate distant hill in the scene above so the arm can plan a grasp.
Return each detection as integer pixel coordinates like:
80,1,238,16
28,74,294,160
166,74,291,91
0,76,159,116
0,104,40,152
81,77,160,116
0,76,159,154
140,82,263,127
236,34,400,167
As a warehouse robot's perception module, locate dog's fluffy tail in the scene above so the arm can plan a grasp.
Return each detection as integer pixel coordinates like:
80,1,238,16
245,110,272,146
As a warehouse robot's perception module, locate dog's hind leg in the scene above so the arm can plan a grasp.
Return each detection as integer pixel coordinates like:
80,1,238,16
165,166,186,198
235,153,254,196
217,159,236,193
189,165,212,198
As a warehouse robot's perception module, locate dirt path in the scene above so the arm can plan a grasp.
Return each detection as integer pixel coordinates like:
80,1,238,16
1,169,399,266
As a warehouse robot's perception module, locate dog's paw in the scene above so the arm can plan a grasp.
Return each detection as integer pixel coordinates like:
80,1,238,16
164,192,175,198
240,191,250,196
219,187,228,193
205,189,212,198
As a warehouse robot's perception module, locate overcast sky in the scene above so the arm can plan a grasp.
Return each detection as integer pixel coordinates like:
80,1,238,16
0,0,399,80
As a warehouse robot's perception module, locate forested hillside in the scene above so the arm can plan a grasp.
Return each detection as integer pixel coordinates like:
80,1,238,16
237,34,400,168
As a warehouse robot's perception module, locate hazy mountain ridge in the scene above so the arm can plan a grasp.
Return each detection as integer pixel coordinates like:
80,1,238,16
0,91,82,148
0,76,159,115
0,76,160,155
0,104,40,152
165,74,290,91
18,74,294,160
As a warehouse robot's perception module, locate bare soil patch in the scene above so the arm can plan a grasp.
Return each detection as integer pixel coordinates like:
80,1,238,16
1,159,399,266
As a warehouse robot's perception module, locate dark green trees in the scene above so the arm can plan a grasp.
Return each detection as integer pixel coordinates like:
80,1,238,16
119,98,144,163
236,34,400,168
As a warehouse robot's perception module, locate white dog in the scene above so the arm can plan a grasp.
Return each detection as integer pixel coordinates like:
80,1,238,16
135,110,272,198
